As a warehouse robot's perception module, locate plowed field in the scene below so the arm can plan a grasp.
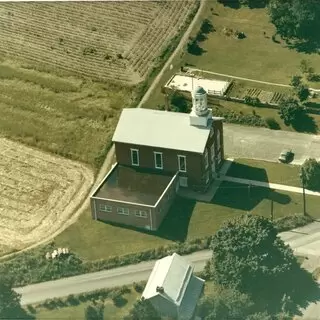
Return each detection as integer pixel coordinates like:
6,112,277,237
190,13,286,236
0,138,94,255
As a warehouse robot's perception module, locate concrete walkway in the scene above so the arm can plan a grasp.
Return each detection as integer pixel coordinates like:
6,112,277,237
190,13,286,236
222,175,320,197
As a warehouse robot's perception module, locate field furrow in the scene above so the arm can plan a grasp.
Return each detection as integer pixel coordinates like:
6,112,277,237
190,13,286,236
0,1,197,84
0,138,94,251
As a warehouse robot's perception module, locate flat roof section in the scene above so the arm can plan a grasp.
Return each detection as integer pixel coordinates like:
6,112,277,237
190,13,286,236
165,74,230,96
93,164,176,206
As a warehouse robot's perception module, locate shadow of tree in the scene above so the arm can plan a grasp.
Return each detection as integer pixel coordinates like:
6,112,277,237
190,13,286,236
292,113,318,134
187,41,207,56
218,0,267,9
248,0,268,9
287,38,320,54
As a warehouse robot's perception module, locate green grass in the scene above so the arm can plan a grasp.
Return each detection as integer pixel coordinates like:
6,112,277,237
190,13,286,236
186,1,320,88
0,59,133,170
33,286,139,320
142,0,320,133
55,181,320,261
226,158,301,187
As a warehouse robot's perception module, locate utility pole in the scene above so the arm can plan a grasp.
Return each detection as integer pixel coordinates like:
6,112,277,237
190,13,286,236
270,199,274,221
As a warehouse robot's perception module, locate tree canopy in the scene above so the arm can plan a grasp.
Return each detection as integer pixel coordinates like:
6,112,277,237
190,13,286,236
0,279,34,320
84,301,104,320
197,286,255,320
301,158,320,191
268,0,320,41
124,299,160,320
210,215,297,302
278,98,305,126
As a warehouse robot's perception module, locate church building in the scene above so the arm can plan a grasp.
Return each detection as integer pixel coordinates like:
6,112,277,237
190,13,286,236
90,86,224,230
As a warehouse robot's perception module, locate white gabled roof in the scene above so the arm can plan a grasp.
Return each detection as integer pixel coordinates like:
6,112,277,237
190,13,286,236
112,108,212,154
142,253,193,306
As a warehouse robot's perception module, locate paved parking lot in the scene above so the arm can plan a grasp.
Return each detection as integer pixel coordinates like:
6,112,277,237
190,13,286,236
224,124,320,165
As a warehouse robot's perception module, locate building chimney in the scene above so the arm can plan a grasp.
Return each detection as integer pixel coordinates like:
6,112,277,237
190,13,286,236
156,286,164,293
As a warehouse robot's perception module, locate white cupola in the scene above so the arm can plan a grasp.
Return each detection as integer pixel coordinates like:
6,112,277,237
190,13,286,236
192,86,208,116
189,86,212,127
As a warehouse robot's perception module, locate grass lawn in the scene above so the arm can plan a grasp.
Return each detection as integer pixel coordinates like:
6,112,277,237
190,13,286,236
186,1,320,88
32,286,139,320
226,158,301,187
0,59,133,171
142,0,320,134
55,181,320,261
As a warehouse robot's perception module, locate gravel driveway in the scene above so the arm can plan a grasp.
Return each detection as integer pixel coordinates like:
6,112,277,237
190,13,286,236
224,124,320,165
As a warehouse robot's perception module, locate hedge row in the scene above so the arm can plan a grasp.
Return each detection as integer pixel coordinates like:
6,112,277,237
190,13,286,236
211,106,267,127
273,214,313,232
34,283,138,310
0,215,313,287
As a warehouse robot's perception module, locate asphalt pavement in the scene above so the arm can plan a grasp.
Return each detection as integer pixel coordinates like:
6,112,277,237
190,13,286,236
15,250,212,306
224,124,320,165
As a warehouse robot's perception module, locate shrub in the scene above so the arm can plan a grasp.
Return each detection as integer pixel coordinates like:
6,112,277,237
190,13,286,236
301,158,320,191
265,117,280,130
66,294,79,306
244,95,260,106
274,214,313,232
26,305,36,314
133,282,145,293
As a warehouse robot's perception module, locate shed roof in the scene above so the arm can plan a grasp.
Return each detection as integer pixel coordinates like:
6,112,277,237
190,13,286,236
112,108,218,154
142,253,193,305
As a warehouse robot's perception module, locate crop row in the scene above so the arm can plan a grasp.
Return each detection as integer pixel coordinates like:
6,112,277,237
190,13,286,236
128,1,195,77
0,1,196,83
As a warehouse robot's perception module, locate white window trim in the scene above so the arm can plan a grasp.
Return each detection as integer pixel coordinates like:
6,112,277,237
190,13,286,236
178,155,187,172
204,149,209,169
134,210,147,218
130,148,139,166
117,207,129,215
154,152,163,169
100,204,112,213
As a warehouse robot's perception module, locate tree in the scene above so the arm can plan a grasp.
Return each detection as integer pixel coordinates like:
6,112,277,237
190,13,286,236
300,158,320,191
210,215,297,302
300,59,311,74
296,84,310,102
0,279,34,319
197,286,255,320
247,312,273,320
278,98,305,126
268,0,320,41
290,75,302,88
169,91,191,113
290,75,310,102
124,299,160,320
84,302,104,320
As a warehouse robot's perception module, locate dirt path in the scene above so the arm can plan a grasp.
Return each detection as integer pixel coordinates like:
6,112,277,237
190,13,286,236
136,0,205,109
93,0,206,181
